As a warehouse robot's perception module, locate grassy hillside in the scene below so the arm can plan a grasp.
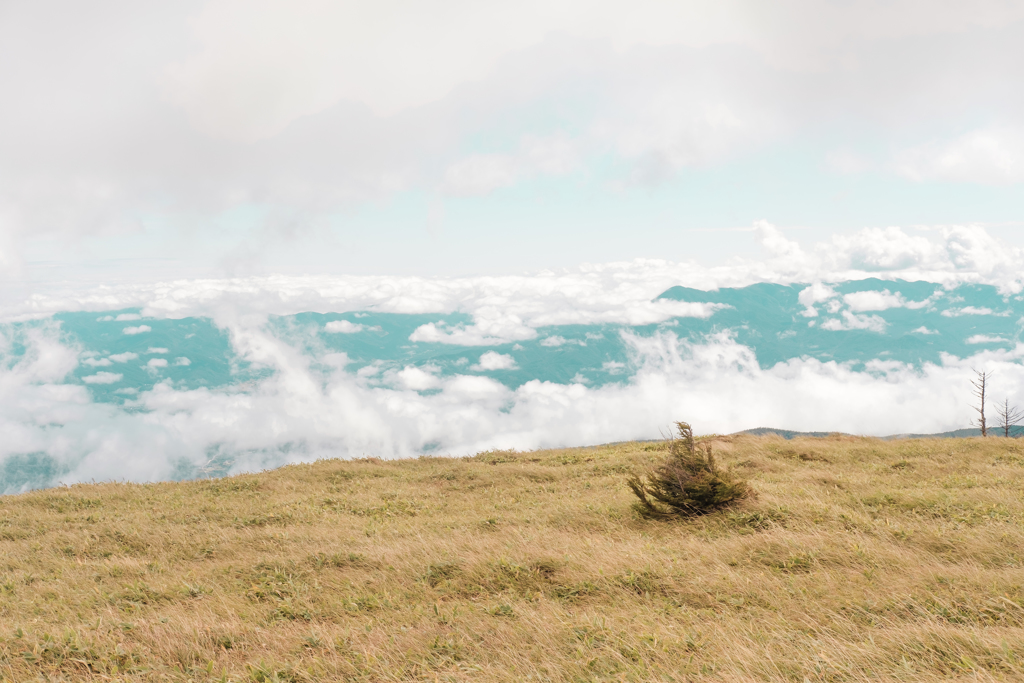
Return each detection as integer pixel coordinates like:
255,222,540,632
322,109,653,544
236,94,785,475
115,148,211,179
1,435,1023,682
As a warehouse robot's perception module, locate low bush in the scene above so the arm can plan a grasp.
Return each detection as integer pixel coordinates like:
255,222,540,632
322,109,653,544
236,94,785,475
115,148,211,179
627,422,750,518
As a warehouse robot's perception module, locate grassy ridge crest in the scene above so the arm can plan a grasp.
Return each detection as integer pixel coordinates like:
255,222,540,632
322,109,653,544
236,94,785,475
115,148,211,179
2,435,1024,681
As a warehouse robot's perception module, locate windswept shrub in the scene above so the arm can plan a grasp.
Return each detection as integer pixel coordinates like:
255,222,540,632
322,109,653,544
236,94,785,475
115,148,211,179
627,422,750,518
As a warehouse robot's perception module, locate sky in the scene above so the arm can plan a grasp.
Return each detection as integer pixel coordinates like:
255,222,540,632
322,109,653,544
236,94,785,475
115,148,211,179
2,0,1024,292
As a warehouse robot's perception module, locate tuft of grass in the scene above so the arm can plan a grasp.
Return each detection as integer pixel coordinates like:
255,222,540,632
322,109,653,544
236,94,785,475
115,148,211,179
423,561,463,587
1,435,1023,681
627,421,751,518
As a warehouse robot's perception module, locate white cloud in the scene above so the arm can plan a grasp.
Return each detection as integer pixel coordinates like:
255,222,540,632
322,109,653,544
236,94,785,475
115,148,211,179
324,320,364,333
744,224,1024,293
82,371,122,384
409,315,537,346
911,326,938,335
843,290,904,312
146,347,169,354
817,225,1024,287
942,306,995,317
755,221,807,265
841,289,933,312
442,154,520,197
895,127,1024,185
607,93,758,184
123,325,151,335
83,351,139,366
393,364,441,391
438,135,580,197
797,282,836,316
824,227,939,272
321,353,349,369
164,0,571,141
6,224,1024,334
154,1,1024,147
175,357,191,366
357,363,382,377
115,313,141,321
820,311,887,333
602,360,626,374
2,1,1023,281
147,358,168,369
940,226,1023,278
540,336,568,347
819,224,1024,286
160,0,796,144
471,351,517,371
966,334,1009,344
825,148,871,175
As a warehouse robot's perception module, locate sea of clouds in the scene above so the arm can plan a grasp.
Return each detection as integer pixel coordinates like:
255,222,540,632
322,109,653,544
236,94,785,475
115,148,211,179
3,224,1024,492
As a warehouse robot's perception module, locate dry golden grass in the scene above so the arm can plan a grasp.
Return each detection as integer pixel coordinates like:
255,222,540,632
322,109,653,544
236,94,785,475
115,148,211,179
2,435,1024,682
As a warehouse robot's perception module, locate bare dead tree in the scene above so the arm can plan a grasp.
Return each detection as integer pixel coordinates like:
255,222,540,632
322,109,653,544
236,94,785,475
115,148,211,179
996,397,1022,438
971,369,992,437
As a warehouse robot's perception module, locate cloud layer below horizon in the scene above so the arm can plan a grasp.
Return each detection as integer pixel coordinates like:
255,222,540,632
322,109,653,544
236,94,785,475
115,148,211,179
4,303,1022,494
4,224,1024,493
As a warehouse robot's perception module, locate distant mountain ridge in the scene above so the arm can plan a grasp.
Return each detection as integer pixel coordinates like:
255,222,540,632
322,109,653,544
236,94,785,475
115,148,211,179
657,278,1023,369
738,427,1024,440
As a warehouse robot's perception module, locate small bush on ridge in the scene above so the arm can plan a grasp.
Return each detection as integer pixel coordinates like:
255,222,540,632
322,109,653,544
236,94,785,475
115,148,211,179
627,422,750,518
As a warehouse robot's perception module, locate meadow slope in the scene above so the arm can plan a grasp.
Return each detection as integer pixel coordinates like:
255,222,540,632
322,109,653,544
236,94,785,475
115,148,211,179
1,435,1023,682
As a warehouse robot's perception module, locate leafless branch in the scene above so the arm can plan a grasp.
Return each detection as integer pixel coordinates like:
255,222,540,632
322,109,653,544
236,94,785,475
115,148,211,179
971,369,992,437
996,397,1022,438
